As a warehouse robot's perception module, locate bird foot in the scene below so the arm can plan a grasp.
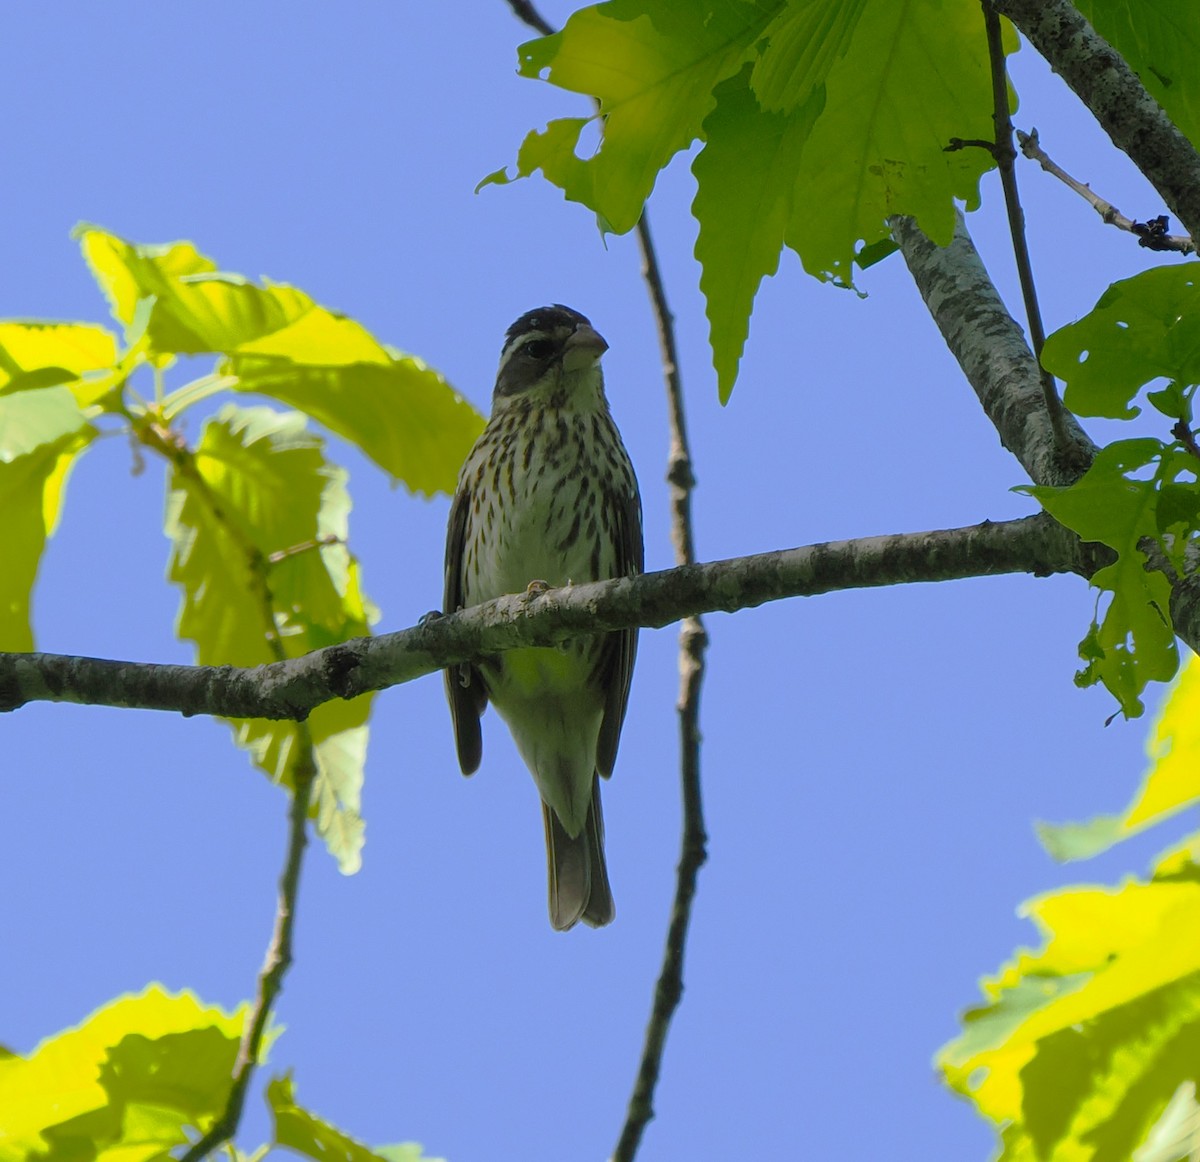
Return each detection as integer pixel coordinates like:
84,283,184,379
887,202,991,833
418,609,444,626
523,579,553,599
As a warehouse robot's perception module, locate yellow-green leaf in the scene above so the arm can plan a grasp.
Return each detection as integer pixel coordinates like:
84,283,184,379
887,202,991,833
1040,656,1200,861
76,224,217,340
488,0,769,233
0,388,94,650
267,1073,444,1162
0,321,121,407
76,225,482,494
226,343,483,498
165,403,377,870
785,0,1007,284
939,869,1200,1160
0,986,248,1162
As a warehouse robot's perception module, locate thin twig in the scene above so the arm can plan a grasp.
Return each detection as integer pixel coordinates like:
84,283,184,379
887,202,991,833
181,728,315,1162
1017,128,1196,255
612,213,710,1162
981,2,1075,458
136,414,317,1161
500,2,708,1158
504,0,553,36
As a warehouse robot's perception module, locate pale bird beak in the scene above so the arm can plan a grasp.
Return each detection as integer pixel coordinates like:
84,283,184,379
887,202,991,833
561,323,609,371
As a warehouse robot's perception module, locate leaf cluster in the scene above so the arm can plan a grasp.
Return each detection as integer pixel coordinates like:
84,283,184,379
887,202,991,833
0,226,483,869
0,987,441,1162
483,0,1012,400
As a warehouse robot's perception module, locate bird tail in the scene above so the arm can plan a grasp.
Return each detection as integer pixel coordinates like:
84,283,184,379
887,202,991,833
542,778,614,931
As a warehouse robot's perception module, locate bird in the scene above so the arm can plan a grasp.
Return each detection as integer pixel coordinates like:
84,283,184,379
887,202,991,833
443,305,643,931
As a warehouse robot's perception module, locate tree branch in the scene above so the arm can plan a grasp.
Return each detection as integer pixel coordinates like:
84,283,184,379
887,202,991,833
1017,127,1196,255
892,211,1200,663
0,514,1087,722
890,211,1097,487
988,0,1200,243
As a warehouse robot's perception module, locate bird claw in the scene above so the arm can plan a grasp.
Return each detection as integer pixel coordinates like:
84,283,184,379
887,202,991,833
418,609,444,626
523,579,552,599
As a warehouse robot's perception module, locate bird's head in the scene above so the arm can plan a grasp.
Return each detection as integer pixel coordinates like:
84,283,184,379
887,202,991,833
493,304,609,410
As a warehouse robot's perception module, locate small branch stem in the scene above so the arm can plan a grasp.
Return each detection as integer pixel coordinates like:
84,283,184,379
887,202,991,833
505,5,710,1158
612,214,710,1162
982,2,1073,456
1017,128,1196,255
181,729,315,1161
137,413,314,1160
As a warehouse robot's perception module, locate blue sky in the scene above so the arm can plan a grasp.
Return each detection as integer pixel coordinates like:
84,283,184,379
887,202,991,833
2,4,1192,1160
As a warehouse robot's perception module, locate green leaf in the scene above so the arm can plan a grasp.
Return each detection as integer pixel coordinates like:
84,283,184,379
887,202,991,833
488,0,769,233
750,0,867,113
267,1073,445,1162
693,67,822,401
939,866,1200,1161
76,225,482,495
0,321,121,407
165,403,377,870
1040,656,1200,861
0,388,95,650
784,0,1007,285
1042,266,1200,420
1076,0,1200,150
0,986,248,1162
1025,439,1179,715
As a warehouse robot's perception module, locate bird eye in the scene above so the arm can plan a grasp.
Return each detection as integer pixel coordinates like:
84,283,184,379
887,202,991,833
522,338,554,360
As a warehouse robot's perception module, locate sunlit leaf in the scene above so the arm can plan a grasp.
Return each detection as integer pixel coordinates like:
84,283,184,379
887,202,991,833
267,1073,445,1162
497,0,1007,382
784,0,1006,284
0,388,95,650
227,345,482,498
0,321,121,406
76,225,482,495
165,403,377,870
485,0,769,232
939,867,1200,1160
1040,656,1200,861
1042,266,1200,420
0,986,248,1162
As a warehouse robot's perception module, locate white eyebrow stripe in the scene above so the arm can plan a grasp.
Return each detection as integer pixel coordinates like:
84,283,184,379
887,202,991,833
497,327,557,375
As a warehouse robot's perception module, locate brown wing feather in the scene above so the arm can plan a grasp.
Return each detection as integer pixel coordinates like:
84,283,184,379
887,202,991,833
443,483,487,775
596,484,644,778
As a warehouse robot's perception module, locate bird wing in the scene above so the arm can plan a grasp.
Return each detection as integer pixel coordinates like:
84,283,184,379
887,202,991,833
443,483,487,775
595,484,644,779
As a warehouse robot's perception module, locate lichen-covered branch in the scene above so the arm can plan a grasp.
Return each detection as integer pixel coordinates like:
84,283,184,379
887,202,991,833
0,514,1087,722
891,212,1097,487
989,0,1200,243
